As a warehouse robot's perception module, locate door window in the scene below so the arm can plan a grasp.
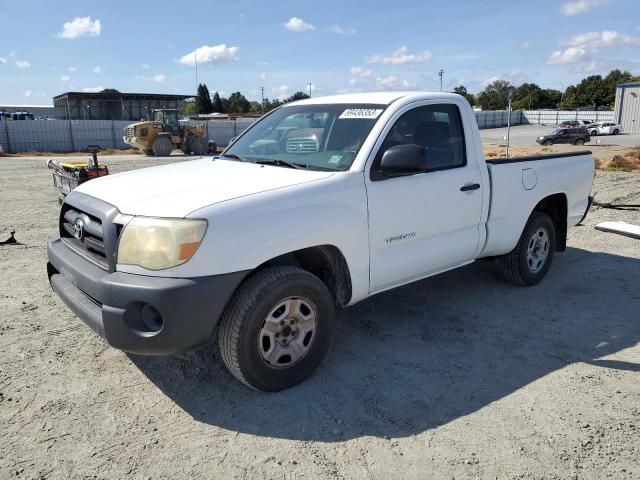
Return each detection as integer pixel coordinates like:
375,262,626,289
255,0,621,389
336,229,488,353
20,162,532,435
371,104,466,180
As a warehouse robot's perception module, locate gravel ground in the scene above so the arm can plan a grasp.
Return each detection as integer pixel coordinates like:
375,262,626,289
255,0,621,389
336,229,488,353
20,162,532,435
1,154,639,479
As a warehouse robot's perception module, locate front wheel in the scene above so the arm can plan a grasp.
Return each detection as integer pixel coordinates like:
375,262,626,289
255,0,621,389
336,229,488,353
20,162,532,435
613,129,619,135
500,212,556,286
543,140,553,146
219,266,335,391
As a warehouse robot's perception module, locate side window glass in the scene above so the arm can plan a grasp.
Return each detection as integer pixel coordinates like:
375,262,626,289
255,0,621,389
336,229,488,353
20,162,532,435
372,104,466,177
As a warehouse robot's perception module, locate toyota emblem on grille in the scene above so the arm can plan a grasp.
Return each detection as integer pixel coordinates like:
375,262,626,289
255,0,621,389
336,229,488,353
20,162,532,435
73,218,84,240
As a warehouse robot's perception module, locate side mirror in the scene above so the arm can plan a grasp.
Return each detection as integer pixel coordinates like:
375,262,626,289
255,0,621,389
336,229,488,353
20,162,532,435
380,144,428,178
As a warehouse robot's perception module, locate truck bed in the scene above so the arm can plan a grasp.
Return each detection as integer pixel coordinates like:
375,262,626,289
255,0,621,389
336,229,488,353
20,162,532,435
480,151,594,257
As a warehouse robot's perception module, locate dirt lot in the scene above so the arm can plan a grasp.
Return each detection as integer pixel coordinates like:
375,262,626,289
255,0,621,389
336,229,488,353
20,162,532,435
1,154,639,479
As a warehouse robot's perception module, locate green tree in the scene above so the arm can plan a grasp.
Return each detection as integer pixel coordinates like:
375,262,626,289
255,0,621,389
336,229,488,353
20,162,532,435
227,92,251,113
196,83,213,114
212,92,224,113
283,92,310,103
453,85,476,106
184,100,197,116
477,80,514,110
100,88,121,95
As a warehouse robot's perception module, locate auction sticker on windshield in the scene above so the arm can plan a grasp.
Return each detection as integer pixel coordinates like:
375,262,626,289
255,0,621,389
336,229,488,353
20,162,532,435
339,108,384,119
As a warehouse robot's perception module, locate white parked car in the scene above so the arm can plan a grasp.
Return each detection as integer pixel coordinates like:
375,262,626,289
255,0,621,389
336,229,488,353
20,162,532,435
588,122,623,136
47,92,595,391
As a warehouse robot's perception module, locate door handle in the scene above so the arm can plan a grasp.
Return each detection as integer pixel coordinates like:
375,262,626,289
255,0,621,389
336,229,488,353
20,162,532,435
460,183,481,192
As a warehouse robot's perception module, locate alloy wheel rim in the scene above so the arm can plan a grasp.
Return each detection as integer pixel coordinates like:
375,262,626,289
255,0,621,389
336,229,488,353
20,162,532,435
526,227,550,273
257,296,317,368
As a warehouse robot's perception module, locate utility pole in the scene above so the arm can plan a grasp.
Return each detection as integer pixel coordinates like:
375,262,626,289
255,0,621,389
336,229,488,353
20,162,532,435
438,69,444,92
194,52,199,115
506,90,513,158
308,82,312,97
260,86,265,112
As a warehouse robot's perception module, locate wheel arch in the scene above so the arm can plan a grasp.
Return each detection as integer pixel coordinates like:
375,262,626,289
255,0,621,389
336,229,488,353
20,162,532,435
533,193,568,252
242,245,353,307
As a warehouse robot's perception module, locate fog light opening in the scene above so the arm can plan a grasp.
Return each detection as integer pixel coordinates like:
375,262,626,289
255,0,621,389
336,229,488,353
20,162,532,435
124,302,164,336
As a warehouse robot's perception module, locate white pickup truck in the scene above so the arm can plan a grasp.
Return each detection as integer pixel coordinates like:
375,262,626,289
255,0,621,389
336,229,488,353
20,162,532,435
47,92,594,391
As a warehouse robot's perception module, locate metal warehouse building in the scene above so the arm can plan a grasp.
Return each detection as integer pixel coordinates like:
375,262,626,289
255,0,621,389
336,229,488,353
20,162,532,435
53,91,193,121
614,82,640,133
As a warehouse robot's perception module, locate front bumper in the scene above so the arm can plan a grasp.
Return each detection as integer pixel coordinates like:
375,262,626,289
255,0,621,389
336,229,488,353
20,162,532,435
47,236,248,355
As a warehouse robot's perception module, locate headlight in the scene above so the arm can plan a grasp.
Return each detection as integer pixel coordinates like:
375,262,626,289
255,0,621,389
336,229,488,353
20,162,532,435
538,136,544,140
117,217,207,270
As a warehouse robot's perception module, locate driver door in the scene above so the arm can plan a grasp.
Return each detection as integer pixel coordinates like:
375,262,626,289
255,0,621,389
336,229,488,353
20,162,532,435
365,102,483,293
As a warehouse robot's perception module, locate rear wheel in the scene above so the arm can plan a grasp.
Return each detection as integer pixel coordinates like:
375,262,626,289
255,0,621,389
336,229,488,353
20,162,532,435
219,266,335,391
574,138,585,146
189,135,207,155
151,136,173,156
500,212,555,286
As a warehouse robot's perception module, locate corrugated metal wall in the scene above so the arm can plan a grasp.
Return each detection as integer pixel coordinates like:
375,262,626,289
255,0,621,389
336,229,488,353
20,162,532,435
521,110,614,125
615,86,640,133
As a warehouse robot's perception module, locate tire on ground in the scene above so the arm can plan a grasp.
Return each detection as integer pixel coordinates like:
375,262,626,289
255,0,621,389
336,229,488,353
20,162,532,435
151,136,173,157
180,137,191,154
218,265,335,391
500,211,556,286
189,136,207,155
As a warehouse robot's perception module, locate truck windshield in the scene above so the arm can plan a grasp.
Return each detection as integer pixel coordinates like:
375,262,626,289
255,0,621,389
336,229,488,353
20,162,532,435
223,104,387,171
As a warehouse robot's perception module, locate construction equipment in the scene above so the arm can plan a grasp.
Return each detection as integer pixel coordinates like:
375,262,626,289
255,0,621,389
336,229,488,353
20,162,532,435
47,145,109,204
122,109,208,156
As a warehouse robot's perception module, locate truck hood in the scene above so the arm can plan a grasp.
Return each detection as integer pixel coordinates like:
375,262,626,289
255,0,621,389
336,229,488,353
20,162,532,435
74,158,334,217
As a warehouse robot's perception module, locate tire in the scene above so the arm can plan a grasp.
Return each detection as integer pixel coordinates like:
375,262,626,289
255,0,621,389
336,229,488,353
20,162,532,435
543,140,553,146
500,211,556,286
589,130,597,136
179,137,191,154
151,136,173,156
219,266,335,391
189,135,207,155
574,138,585,146
613,129,619,135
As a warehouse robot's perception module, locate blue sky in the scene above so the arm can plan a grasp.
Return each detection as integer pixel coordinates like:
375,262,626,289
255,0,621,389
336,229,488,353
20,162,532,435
0,0,638,105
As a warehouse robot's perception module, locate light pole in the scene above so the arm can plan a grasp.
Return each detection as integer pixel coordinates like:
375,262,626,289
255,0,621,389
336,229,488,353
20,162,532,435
438,69,444,92
506,90,513,158
307,82,312,97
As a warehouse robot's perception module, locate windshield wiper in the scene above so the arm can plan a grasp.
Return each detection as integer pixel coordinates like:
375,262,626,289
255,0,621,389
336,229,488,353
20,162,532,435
254,159,309,169
220,153,248,162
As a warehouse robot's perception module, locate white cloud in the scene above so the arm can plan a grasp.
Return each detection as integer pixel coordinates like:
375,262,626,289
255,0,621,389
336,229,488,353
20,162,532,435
350,66,372,77
366,46,432,65
152,74,166,82
272,84,291,99
82,86,104,93
520,41,532,49
561,0,611,16
60,75,71,82
375,75,415,90
329,24,356,34
348,78,358,86
547,46,589,64
284,17,314,32
24,90,33,98
93,66,101,73
179,44,239,65
260,72,267,80
547,30,640,64
0,57,6,64
68,66,77,72
15,59,31,69
482,69,526,85
58,16,101,39
141,64,150,69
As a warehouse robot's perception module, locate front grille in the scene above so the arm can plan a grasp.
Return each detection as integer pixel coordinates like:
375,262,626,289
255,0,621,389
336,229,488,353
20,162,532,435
286,137,318,154
125,126,135,138
59,193,123,272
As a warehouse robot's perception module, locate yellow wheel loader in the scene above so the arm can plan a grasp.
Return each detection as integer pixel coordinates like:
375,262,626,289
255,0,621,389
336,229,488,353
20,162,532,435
122,109,207,156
